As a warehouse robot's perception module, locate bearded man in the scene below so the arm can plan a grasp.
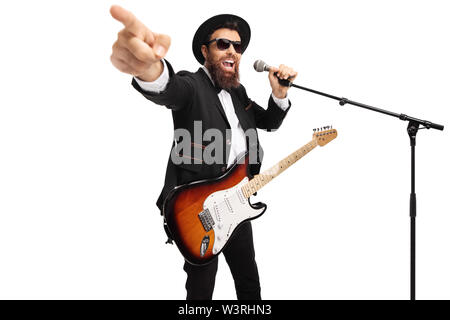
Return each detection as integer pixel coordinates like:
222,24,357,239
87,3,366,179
110,5,297,300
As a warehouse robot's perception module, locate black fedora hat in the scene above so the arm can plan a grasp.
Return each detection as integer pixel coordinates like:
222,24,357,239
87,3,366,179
192,14,251,65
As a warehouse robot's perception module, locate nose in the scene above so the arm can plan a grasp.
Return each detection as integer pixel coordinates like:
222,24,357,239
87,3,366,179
226,44,236,55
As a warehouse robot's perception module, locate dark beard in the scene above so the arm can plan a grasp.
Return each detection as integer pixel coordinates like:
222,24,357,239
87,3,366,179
205,55,240,90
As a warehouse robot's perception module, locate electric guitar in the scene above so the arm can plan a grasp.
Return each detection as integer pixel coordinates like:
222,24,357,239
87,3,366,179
162,127,338,265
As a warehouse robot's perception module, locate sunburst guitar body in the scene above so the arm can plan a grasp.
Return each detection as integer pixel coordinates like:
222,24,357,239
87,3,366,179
162,127,337,265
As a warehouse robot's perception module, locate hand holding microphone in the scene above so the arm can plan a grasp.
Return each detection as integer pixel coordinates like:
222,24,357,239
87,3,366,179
254,60,298,98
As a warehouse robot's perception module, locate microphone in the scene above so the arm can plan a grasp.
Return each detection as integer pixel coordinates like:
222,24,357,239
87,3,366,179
253,59,292,87
253,59,271,72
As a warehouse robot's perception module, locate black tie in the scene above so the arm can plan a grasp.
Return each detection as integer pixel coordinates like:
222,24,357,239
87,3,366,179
215,85,231,94
214,83,223,94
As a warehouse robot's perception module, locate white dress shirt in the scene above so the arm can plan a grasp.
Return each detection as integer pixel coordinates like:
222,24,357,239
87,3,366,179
134,60,289,167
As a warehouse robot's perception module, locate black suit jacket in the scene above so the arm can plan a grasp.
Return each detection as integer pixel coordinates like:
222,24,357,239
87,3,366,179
131,60,291,212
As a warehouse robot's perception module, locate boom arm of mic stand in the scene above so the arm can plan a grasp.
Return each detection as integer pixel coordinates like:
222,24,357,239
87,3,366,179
285,81,445,131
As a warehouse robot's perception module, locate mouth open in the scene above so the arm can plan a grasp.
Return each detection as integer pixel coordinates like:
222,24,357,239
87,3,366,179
221,60,235,71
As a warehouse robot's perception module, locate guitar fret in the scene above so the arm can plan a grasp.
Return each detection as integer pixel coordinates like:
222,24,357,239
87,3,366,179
249,180,256,195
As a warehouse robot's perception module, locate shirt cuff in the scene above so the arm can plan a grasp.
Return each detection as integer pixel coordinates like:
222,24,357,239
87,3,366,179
271,93,290,111
133,59,169,93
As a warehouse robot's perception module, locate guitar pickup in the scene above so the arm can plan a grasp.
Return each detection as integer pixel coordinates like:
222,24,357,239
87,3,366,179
198,208,215,232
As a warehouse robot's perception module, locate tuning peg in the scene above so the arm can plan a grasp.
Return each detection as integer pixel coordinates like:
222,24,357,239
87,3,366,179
313,128,316,133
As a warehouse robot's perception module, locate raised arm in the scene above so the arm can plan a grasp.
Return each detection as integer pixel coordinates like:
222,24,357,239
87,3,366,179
253,63,298,130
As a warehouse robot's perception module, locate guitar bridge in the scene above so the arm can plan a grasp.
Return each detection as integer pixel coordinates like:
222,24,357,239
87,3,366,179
198,208,215,232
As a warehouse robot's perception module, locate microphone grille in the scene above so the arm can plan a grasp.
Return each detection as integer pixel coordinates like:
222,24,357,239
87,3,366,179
253,60,266,72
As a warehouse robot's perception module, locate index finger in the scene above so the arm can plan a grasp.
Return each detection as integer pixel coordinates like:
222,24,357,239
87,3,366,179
269,66,279,74
110,5,151,41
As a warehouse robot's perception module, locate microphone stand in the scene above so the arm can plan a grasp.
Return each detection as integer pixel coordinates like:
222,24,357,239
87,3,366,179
280,78,444,300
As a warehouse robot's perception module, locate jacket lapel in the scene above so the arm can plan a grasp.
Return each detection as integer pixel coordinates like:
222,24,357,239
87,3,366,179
229,89,252,132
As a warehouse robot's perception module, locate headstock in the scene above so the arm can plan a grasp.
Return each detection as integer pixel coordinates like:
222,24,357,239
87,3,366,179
312,126,338,146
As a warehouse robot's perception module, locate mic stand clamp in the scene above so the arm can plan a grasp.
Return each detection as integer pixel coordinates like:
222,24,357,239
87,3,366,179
339,98,349,106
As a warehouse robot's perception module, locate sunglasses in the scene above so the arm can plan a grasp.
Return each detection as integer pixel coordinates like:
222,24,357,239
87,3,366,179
205,38,242,54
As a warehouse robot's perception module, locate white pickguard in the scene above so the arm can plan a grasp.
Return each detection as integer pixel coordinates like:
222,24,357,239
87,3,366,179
202,177,265,254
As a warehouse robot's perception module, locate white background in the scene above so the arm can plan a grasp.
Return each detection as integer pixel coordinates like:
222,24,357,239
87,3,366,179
0,0,449,300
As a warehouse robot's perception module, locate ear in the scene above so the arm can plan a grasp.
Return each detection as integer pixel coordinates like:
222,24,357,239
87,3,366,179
201,45,208,60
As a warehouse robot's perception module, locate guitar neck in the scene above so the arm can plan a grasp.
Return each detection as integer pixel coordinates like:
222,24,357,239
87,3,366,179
241,140,318,199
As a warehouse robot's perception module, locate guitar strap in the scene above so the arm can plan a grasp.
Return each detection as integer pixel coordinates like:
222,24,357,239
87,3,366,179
163,218,174,245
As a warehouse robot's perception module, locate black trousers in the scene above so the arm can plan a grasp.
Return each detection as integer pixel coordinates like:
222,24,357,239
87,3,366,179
183,222,261,300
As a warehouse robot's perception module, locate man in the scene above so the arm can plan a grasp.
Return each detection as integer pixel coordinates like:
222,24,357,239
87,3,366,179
110,5,297,300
